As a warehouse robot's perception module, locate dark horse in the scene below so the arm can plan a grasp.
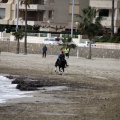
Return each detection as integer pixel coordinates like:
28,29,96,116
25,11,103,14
55,59,66,74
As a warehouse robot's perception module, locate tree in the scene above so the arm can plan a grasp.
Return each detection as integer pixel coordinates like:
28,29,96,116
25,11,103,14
59,36,76,51
20,0,32,55
12,29,24,54
77,6,102,59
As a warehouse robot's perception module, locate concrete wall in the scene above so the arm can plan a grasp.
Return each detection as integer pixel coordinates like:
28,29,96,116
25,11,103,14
0,41,119,59
2,33,82,44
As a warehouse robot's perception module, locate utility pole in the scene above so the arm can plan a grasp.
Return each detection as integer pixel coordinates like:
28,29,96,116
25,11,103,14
111,0,114,36
16,0,19,31
71,0,75,37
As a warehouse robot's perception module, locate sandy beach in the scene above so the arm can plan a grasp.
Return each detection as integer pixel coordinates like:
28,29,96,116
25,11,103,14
0,52,120,120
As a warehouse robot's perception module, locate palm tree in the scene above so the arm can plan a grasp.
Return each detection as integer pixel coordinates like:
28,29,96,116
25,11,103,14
20,0,32,55
12,29,24,54
77,6,102,59
59,36,76,51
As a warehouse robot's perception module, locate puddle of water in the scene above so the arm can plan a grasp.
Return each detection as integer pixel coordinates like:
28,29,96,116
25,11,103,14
31,86,70,104
39,86,68,91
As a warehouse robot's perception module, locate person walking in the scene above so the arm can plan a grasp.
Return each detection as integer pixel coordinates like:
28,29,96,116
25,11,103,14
42,45,47,58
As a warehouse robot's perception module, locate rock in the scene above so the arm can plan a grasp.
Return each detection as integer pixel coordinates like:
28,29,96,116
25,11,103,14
5,75,14,79
12,76,61,91
12,77,26,84
14,78,44,91
16,83,38,91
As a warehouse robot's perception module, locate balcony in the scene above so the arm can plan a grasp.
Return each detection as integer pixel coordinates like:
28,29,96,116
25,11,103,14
20,10,44,20
0,0,8,3
90,0,118,9
17,20,43,26
19,4,38,10
0,3,6,8
19,4,54,11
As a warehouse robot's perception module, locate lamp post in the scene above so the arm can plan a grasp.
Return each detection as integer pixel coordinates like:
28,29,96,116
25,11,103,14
16,0,19,31
75,22,78,32
71,0,75,37
20,18,23,29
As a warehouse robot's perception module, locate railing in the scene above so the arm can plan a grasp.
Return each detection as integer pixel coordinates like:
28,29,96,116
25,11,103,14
27,33,39,37
0,37,10,41
95,43,120,49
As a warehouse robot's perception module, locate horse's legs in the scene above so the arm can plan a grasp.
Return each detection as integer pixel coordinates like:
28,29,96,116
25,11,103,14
59,67,61,72
61,67,64,72
59,66,63,72
58,67,63,75
55,66,57,72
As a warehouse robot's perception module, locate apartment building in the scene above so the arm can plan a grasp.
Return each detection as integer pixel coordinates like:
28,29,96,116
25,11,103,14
0,0,89,32
90,0,120,33
67,0,89,30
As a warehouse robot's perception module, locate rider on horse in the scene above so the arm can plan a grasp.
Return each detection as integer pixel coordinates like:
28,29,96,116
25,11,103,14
55,51,68,67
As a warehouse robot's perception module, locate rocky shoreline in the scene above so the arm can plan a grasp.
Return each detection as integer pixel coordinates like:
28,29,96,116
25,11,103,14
8,75,71,91
4,74,108,95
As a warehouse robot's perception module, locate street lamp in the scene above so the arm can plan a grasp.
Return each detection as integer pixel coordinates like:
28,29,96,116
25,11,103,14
71,0,75,37
75,22,79,32
16,0,19,31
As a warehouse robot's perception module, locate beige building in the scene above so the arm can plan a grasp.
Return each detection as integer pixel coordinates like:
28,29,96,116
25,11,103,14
90,0,120,33
0,0,89,32
67,0,89,30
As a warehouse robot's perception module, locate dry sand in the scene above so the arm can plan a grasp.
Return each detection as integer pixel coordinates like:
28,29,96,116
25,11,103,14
0,52,120,120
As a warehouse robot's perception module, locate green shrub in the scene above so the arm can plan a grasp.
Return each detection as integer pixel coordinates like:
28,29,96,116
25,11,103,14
109,36,115,43
99,36,110,42
114,36,120,43
94,36,120,43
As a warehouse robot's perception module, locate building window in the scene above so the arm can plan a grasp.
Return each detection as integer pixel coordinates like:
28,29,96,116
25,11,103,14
48,10,54,19
99,9,109,17
39,0,45,5
49,0,54,5
1,0,8,3
44,0,47,4
11,10,14,19
0,8,5,19
49,0,54,3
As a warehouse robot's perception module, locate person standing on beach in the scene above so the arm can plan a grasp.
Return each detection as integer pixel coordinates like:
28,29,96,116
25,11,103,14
64,47,70,58
42,45,47,58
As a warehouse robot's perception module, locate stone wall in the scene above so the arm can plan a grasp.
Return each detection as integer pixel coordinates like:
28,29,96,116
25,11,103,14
0,41,120,59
